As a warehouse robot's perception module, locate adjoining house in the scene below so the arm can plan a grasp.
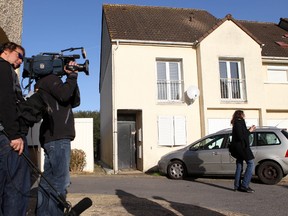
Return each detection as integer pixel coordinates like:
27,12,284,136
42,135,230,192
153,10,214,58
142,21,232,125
99,4,288,173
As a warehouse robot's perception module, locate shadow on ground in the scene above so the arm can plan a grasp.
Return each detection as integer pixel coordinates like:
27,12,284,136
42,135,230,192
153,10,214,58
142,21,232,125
114,189,226,216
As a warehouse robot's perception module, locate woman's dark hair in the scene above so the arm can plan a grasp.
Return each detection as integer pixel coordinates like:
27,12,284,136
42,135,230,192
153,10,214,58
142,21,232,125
231,110,244,125
0,42,25,57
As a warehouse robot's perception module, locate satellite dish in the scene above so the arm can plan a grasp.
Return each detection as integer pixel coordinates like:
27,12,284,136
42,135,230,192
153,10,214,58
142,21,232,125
186,85,200,101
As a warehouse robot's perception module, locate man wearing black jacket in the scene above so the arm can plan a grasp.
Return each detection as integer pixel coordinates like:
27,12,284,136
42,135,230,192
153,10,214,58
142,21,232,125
35,61,80,216
0,42,30,216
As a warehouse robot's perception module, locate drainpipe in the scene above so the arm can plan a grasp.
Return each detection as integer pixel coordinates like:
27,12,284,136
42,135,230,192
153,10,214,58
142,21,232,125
112,40,119,173
194,40,206,137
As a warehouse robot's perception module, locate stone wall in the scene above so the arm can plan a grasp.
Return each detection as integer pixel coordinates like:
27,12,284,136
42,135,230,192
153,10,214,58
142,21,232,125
0,0,23,44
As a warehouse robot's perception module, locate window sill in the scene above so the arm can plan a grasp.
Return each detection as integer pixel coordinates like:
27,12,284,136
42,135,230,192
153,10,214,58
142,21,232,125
157,101,185,105
220,99,247,104
264,81,288,84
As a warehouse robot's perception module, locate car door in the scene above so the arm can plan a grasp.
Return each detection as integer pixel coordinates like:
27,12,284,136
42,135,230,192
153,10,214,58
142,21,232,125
221,133,256,174
221,134,236,173
183,134,226,174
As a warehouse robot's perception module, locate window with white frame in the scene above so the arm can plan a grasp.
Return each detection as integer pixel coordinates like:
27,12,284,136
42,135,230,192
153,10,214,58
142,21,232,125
219,59,246,101
156,60,183,101
157,116,187,146
267,66,288,83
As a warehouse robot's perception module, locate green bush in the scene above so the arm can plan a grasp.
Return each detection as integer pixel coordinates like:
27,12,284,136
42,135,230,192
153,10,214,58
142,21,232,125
70,149,87,172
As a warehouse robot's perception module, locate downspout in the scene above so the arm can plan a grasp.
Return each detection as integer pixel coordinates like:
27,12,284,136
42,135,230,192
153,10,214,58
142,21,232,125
193,40,206,137
112,40,119,173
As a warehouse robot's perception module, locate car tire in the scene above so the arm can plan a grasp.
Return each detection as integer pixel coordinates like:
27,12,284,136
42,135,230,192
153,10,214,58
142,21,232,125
167,160,186,180
257,161,283,185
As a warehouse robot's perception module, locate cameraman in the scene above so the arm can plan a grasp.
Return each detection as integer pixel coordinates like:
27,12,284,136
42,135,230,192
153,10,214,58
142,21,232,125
35,61,80,216
0,42,31,216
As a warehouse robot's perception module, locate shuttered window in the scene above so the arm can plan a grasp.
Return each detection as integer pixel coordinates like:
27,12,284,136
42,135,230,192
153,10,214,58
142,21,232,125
267,66,288,83
158,116,187,146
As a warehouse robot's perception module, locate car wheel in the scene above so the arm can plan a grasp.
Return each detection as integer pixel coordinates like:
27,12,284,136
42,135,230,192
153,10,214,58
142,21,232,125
167,160,186,180
257,161,283,185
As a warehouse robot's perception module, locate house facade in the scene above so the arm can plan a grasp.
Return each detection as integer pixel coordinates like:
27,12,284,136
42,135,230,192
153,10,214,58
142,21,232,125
100,4,288,173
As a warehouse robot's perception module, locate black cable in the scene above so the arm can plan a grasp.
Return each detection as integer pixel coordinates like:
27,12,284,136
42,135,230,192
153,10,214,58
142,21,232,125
1,124,93,215
0,125,72,213
21,150,71,210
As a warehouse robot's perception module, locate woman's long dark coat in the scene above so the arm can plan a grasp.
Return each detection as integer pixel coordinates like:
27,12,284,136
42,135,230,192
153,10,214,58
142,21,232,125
230,118,255,161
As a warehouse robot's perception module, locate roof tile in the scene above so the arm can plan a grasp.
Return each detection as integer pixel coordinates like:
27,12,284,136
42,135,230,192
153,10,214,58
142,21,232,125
103,4,288,58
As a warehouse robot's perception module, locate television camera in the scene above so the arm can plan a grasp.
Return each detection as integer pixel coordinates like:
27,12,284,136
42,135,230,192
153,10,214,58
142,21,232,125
22,47,89,81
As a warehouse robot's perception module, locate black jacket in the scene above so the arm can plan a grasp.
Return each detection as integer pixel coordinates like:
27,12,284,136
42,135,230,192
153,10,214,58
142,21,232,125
35,73,80,145
230,118,255,161
0,58,25,139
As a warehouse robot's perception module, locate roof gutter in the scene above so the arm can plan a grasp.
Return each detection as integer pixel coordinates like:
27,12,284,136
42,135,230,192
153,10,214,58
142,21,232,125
111,39,198,47
262,56,288,64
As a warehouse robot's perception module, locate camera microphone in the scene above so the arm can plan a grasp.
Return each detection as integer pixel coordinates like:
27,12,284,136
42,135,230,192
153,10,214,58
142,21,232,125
81,47,87,59
64,197,92,216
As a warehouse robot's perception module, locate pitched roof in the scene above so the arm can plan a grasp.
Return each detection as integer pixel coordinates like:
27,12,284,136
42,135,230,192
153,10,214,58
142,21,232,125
102,4,288,58
103,4,218,43
238,20,288,57
195,14,263,46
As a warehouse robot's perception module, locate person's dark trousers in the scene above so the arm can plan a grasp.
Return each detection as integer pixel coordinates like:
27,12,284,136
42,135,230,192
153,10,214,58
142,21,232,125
0,135,31,216
234,159,244,190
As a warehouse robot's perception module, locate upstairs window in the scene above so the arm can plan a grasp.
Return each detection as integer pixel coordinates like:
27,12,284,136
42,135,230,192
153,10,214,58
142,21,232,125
267,66,288,83
157,60,183,101
219,59,246,101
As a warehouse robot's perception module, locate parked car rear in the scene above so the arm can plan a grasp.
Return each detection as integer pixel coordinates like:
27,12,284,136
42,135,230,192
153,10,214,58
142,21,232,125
158,127,288,184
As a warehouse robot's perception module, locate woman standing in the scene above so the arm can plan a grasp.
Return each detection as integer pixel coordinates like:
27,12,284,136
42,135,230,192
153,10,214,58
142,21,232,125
230,110,256,193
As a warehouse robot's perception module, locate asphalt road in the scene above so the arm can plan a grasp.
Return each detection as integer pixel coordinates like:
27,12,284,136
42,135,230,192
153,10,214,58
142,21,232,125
65,174,288,216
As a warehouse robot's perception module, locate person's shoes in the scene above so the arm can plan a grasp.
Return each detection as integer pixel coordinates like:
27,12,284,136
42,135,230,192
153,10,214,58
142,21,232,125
239,186,255,193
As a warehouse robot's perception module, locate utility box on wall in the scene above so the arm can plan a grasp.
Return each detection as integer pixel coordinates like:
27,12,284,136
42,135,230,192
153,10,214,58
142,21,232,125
26,118,94,172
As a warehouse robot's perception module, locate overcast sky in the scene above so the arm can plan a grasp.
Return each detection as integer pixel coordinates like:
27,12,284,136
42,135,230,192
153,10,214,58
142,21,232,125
22,0,287,111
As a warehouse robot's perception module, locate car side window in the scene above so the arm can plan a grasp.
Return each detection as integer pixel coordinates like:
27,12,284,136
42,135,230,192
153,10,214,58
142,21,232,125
190,135,225,151
249,133,255,146
227,133,255,147
256,132,281,146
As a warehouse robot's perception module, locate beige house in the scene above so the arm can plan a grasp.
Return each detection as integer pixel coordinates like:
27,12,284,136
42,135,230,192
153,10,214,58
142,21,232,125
100,4,288,173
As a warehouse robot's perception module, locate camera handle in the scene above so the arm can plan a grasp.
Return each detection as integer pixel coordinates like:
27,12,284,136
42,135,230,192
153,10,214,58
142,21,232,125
65,65,78,72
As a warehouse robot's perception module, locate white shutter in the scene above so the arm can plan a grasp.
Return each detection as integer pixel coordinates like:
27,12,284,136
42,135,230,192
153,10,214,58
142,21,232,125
208,118,231,134
158,116,173,146
174,116,187,145
245,118,258,128
267,119,288,130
